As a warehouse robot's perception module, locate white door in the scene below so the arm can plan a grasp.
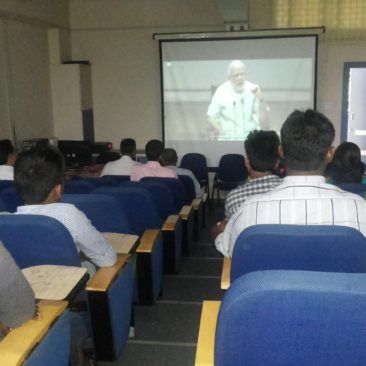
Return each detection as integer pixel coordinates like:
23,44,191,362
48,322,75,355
344,65,366,161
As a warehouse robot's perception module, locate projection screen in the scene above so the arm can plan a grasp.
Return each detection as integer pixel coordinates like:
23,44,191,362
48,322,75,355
160,35,318,166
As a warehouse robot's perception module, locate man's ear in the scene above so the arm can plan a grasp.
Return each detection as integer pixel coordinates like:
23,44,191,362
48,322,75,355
325,146,335,163
244,157,251,170
278,145,285,159
54,184,62,201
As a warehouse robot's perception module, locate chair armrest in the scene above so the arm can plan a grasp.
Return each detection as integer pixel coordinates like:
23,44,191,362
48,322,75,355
0,300,68,366
221,258,231,290
137,229,160,253
195,301,221,366
191,198,202,210
179,205,193,220
103,232,139,253
162,214,180,231
86,254,131,292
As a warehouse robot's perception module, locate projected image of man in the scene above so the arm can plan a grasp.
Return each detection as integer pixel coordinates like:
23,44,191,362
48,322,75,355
207,60,268,140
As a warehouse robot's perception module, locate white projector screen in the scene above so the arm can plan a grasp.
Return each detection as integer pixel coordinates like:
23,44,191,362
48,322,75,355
160,35,317,167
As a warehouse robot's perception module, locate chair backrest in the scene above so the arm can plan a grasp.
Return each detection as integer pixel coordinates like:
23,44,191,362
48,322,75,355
141,177,189,209
0,180,14,192
0,186,23,212
178,175,196,202
215,270,366,365
62,194,132,234
231,224,366,283
180,153,208,183
63,180,95,194
0,197,8,212
217,154,247,182
124,181,177,219
337,182,366,196
72,176,118,187
93,186,163,236
0,214,81,268
102,175,131,184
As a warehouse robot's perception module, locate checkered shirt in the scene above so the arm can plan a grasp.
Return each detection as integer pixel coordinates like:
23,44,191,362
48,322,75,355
225,174,282,219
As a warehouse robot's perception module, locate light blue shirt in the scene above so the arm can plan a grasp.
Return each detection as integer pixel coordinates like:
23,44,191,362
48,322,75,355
16,203,117,268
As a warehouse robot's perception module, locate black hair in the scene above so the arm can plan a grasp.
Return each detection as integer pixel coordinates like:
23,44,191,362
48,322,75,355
327,142,365,183
280,109,335,171
14,147,65,204
160,148,178,166
0,140,15,165
120,138,136,155
145,139,164,161
244,130,280,172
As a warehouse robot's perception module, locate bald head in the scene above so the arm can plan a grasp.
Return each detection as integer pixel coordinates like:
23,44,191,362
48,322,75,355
227,60,246,92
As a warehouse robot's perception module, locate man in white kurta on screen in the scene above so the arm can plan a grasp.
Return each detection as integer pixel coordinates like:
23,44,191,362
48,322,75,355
207,60,269,141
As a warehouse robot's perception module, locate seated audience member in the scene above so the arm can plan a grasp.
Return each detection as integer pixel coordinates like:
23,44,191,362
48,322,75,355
130,139,177,181
0,139,16,180
213,109,366,258
325,142,365,184
100,138,139,177
224,130,282,220
0,241,36,340
14,147,117,273
160,148,203,198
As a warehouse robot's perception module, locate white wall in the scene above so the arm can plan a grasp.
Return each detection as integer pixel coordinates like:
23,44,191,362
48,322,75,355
0,0,69,146
70,0,366,149
70,0,224,149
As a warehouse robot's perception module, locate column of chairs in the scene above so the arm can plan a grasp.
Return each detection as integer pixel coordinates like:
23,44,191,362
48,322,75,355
196,224,366,365
0,214,135,362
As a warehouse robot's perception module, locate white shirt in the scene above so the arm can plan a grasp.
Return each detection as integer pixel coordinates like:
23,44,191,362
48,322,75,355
207,80,260,140
167,166,204,198
0,165,14,180
216,175,366,257
100,155,139,177
16,203,117,268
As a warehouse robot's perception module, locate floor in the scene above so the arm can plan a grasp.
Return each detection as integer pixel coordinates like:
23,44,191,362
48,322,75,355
100,204,225,366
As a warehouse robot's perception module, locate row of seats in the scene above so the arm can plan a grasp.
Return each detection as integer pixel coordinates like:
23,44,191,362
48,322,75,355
0,174,206,364
196,224,366,365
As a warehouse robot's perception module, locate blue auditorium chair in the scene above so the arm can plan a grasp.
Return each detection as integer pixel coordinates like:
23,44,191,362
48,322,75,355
62,193,163,304
124,181,177,219
140,177,195,256
0,214,135,361
94,186,182,273
211,154,247,202
178,174,206,239
0,185,22,212
0,179,14,191
180,152,209,194
71,176,119,188
0,300,71,366
62,193,132,234
63,180,95,194
229,224,366,286
141,176,190,209
178,175,196,202
196,270,366,366
0,197,8,212
101,175,130,184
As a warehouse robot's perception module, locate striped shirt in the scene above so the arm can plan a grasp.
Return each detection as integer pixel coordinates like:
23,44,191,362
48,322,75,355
225,174,282,219
16,203,117,268
216,175,366,257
